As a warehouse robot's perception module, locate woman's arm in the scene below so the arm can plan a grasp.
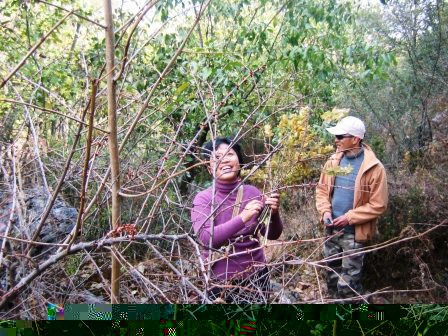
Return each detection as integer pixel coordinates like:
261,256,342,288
191,192,246,249
260,212,283,240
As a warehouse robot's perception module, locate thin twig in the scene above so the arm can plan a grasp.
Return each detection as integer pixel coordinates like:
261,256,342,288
0,235,69,247
0,11,74,89
78,0,214,242
314,265,324,303
36,0,107,29
66,79,98,251
0,147,17,267
118,161,210,198
146,241,212,303
0,99,108,133
29,91,93,256
114,0,159,82
0,233,192,309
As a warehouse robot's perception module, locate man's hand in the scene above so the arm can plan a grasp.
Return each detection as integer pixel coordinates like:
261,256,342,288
331,215,349,227
323,212,333,225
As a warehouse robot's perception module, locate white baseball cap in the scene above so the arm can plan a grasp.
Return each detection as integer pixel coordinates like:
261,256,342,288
326,116,366,139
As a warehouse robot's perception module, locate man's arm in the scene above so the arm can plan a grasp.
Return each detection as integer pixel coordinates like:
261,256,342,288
316,160,333,221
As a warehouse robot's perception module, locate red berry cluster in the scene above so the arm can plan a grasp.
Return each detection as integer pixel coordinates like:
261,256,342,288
110,224,137,239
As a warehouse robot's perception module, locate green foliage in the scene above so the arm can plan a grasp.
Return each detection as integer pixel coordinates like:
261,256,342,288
1,0,393,158
4,0,445,310
64,254,83,276
335,0,448,166
370,135,386,162
241,107,335,189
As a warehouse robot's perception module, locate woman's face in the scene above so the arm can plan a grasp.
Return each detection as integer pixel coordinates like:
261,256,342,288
208,143,241,182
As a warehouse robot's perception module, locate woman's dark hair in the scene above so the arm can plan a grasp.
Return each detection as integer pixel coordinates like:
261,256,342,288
202,136,244,166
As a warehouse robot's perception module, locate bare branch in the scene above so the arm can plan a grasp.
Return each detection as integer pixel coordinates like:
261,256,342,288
0,99,108,134
36,0,107,29
0,10,74,89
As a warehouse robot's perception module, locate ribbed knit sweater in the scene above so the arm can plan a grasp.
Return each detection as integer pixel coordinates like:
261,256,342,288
332,147,365,233
191,179,283,280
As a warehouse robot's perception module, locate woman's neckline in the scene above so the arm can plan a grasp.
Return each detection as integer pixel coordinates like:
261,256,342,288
215,179,241,193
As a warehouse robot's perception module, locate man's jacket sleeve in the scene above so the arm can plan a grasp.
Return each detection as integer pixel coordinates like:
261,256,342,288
315,160,333,221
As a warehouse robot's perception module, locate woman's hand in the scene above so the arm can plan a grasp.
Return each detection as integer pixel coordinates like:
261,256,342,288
265,193,280,215
240,200,264,223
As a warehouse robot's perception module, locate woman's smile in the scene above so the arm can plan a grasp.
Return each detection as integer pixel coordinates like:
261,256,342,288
210,144,241,182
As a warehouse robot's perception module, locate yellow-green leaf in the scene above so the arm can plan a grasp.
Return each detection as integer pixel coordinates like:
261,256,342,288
175,82,188,95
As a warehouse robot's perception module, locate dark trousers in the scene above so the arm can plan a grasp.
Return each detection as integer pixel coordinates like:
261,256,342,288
208,267,270,304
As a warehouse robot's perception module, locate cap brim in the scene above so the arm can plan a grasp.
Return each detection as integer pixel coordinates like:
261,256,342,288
326,125,347,135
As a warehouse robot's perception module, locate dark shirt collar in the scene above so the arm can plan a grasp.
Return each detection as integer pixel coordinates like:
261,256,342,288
345,146,364,160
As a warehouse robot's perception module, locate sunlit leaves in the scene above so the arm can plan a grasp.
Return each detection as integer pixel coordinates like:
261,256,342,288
323,164,353,176
200,67,212,81
243,107,336,187
0,0,395,181
320,108,350,123
263,124,274,138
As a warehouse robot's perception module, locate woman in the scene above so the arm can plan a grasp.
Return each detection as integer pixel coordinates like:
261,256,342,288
191,136,283,303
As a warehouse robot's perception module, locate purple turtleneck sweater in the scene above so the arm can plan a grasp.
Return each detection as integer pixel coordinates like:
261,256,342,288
191,179,283,280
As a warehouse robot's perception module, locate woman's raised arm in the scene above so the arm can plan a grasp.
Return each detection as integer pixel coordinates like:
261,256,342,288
191,192,246,249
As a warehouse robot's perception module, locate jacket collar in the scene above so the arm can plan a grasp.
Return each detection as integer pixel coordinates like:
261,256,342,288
330,144,380,169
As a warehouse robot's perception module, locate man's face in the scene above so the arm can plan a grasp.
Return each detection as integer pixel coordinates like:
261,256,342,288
335,134,360,153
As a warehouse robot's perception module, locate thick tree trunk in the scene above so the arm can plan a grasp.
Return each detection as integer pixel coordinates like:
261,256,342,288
103,0,122,303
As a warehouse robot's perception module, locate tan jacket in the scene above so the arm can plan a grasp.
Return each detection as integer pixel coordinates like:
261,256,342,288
316,144,388,242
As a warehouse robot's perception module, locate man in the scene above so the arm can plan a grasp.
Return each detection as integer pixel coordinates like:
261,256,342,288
316,116,388,302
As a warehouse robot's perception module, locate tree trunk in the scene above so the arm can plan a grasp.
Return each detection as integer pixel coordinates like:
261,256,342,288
103,0,122,304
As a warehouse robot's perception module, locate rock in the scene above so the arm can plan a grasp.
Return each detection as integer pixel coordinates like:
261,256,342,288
296,281,311,292
0,187,77,258
53,206,78,221
270,280,282,292
212,297,226,304
137,264,146,274
79,291,106,304
277,290,301,303
441,273,448,286
289,290,301,301
278,293,291,304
